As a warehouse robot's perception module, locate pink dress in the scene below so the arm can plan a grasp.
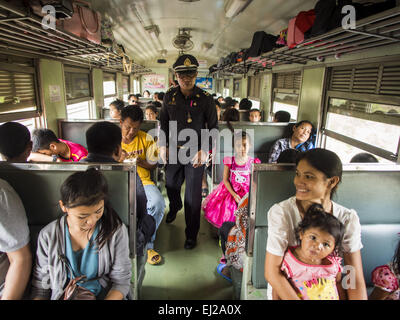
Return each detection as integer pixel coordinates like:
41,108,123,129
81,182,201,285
59,139,88,162
371,263,400,300
202,156,260,228
281,246,343,300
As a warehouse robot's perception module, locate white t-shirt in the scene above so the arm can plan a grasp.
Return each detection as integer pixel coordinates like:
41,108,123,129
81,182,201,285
266,196,363,256
265,196,363,300
0,178,30,295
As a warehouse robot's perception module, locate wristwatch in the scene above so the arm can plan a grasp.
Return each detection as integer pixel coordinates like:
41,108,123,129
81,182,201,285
52,154,58,162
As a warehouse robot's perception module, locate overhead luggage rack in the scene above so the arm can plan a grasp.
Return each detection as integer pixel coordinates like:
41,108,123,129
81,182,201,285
212,5,400,76
0,0,152,74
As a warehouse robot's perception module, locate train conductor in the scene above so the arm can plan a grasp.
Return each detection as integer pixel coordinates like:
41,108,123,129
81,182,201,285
159,54,218,250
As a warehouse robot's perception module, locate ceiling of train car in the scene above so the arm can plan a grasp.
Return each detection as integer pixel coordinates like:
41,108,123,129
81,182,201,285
91,0,319,68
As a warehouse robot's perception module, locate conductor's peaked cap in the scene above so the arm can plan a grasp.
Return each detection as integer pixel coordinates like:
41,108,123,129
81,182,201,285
173,54,199,72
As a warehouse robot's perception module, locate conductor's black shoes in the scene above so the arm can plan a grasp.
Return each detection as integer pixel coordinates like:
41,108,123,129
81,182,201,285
184,239,197,250
165,211,177,224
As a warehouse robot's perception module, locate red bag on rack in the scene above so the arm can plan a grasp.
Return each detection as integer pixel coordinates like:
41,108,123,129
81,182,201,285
57,0,101,45
287,9,315,49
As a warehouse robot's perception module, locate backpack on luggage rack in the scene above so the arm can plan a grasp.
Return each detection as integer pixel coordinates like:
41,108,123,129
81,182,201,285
245,31,279,59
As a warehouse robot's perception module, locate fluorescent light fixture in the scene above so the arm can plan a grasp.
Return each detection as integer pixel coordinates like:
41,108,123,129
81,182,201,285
144,24,160,38
224,0,252,18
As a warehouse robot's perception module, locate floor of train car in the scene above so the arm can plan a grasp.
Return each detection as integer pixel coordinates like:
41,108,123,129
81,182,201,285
141,183,233,300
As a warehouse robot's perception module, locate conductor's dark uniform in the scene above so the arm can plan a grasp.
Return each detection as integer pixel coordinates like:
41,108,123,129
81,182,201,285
160,54,218,249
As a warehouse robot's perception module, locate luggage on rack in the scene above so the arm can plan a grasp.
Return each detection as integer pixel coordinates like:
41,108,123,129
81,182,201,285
209,64,218,74
57,0,101,45
276,28,288,46
306,0,351,38
306,0,397,39
287,9,315,48
356,0,397,20
28,0,74,19
246,31,279,59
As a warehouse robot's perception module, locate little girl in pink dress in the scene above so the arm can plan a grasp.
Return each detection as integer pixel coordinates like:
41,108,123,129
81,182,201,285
274,204,346,300
370,238,400,300
202,132,260,228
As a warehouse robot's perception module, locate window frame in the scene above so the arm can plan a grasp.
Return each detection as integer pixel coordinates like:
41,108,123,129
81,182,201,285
0,58,40,122
103,72,117,98
64,65,93,105
321,62,400,163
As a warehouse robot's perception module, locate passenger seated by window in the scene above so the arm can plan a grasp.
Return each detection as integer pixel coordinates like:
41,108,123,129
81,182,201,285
272,204,346,300
273,110,291,122
223,97,234,110
119,106,165,266
128,94,140,106
31,168,131,300
156,92,165,103
80,121,153,291
265,149,367,300
222,107,239,124
350,152,379,163
267,120,315,163
145,104,159,121
109,99,125,120
249,109,261,123
0,122,32,162
233,100,239,110
30,128,88,162
239,98,252,111
143,90,151,98
215,100,221,121
277,149,300,164
0,178,32,300
369,237,400,300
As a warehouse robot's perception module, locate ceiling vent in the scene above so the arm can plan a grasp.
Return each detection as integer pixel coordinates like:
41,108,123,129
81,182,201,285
172,28,194,52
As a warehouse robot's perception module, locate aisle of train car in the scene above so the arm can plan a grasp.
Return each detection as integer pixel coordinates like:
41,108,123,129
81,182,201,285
141,185,233,300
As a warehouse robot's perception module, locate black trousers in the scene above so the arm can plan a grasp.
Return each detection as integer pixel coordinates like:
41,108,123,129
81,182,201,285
165,162,205,240
219,221,235,256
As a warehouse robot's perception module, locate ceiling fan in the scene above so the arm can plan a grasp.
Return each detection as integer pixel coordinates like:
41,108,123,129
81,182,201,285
172,28,194,52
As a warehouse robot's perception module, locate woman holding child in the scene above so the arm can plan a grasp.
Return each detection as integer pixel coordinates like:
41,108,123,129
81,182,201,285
264,148,368,300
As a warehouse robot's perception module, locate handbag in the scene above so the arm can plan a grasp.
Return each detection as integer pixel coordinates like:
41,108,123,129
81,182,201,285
58,254,100,300
57,0,101,44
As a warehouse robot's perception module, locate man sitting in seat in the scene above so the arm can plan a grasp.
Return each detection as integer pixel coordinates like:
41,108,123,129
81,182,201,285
273,110,291,122
30,128,88,162
120,106,165,265
0,178,32,300
0,122,32,162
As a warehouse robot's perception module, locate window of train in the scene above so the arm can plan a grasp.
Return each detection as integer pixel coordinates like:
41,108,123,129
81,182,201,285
122,75,130,101
272,71,302,121
233,79,241,98
103,72,117,107
133,78,140,94
248,75,261,100
322,62,400,163
64,66,93,119
223,79,230,97
0,55,40,124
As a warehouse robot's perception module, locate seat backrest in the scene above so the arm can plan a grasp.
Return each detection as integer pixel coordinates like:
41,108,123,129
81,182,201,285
249,164,400,289
0,162,137,256
57,119,160,149
212,122,289,184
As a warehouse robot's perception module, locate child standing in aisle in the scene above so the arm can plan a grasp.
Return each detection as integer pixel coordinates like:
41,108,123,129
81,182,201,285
202,131,260,228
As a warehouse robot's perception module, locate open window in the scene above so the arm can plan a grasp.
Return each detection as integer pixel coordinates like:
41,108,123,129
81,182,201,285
272,71,302,121
64,66,93,119
122,75,130,101
103,72,117,107
322,61,400,163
